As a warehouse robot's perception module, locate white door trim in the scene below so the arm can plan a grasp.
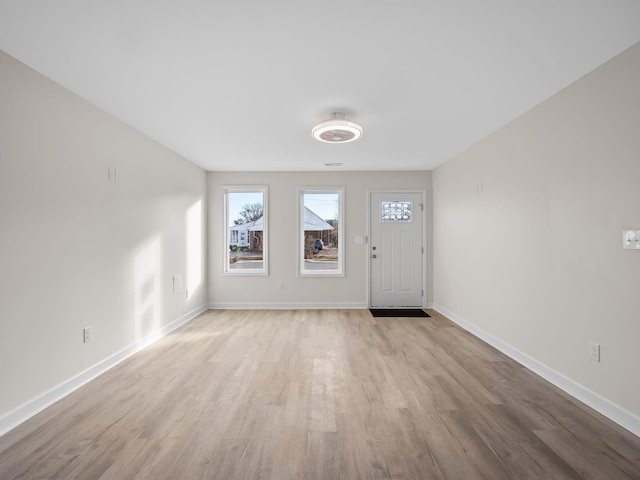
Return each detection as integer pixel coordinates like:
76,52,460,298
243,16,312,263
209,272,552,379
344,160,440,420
367,189,428,308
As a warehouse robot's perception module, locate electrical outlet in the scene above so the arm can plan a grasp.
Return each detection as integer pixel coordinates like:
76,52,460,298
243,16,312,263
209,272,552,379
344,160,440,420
173,274,184,294
107,166,118,183
589,341,600,362
83,326,92,343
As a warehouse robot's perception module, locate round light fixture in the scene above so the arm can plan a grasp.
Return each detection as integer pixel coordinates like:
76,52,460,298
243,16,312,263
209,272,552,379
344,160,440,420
312,112,363,143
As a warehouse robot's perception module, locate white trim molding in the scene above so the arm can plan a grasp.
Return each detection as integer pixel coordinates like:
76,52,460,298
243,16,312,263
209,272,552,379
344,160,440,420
431,304,640,438
209,302,368,310
0,304,208,437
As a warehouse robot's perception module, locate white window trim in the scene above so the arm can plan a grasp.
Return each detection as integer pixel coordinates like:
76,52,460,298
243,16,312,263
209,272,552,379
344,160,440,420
298,186,345,277
223,186,268,276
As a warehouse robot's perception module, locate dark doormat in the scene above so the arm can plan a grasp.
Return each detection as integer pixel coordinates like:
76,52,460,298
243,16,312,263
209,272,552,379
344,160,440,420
369,309,431,318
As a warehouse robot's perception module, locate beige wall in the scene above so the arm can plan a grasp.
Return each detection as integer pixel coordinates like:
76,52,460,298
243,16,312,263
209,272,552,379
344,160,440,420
433,42,640,431
0,51,208,428
208,171,432,307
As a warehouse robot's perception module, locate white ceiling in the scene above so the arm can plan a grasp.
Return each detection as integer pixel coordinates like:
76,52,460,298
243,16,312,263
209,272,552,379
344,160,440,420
1,1,640,172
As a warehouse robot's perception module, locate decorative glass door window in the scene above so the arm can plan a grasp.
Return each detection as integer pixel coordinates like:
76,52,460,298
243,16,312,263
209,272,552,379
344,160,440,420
381,201,412,222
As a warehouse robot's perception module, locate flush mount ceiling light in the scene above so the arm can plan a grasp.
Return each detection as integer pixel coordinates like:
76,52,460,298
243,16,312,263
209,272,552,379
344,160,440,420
312,112,363,144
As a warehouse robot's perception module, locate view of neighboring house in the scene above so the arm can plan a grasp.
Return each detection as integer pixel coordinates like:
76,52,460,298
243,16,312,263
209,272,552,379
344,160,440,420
229,216,264,250
229,206,334,251
302,205,335,246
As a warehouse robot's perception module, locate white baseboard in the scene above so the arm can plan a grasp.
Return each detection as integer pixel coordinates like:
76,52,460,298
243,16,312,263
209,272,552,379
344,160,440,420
0,304,208,438
431,303,640,438
208,302,368,310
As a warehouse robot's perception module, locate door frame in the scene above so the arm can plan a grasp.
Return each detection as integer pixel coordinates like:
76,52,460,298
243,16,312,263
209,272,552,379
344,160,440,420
367,189,428,308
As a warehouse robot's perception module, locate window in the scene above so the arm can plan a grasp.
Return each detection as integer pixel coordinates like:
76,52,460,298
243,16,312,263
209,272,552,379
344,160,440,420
381,200,412,222
298,187,344,276
224,186,268,275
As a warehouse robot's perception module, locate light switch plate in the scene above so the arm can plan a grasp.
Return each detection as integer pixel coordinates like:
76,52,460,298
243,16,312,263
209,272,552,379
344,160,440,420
623,230,640,249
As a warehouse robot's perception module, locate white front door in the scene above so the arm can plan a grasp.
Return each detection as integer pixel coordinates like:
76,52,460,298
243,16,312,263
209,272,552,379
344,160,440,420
369,192,424,308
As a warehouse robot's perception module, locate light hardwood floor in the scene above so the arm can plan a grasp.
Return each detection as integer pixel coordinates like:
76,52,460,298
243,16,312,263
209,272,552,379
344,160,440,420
1,309,639,479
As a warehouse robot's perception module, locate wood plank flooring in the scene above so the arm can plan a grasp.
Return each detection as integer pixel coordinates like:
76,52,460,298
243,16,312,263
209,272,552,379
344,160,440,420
1,309,639,479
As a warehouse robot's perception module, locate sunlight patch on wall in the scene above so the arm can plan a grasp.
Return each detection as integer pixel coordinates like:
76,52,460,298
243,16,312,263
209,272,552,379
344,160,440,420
187,199,202,296
134,237,161,340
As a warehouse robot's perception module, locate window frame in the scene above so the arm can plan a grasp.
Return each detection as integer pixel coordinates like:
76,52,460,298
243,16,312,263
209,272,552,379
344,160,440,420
223,186,268,276
298,186,345,277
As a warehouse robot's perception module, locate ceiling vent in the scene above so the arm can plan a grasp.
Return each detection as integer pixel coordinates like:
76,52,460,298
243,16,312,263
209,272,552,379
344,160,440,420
312,112,363,144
